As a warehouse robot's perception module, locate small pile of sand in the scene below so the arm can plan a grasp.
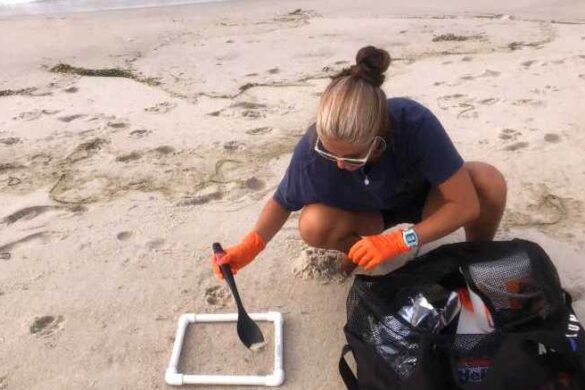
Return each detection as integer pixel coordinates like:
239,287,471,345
292,247,348,283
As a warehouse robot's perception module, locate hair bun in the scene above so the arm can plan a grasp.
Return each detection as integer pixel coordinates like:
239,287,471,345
351,46,391,87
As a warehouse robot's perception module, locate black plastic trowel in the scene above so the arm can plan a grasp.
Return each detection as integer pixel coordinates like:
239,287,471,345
212,242,265,350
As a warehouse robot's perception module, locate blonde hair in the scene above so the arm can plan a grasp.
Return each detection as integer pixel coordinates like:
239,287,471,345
316,46,391,145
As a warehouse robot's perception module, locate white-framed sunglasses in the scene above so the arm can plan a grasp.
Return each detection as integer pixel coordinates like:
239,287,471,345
314,135,387,167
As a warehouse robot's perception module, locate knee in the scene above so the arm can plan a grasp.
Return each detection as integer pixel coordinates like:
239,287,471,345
298,205,338,249
467,162,507,208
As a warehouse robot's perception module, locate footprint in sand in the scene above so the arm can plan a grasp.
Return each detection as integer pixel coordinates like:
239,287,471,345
13,109,59,121
245,177,265,191
223,141,245,151
145,238,165,251
30,315,64,337
544,133,562,144
116,231,133,241
0,137,21,145
209,102,269,118
58,114,85,123
503,141,529,151
242,110,265,119
267,68,280,74
144,102,177,114
204,285,230,307
521,60,538,68
235,102,268,118
499,128,522,141
436,93,466,110
153,145,175,155
7,176,22,187
63,86,78,93
86,113,116,123
129,129,152,138
108,121,128,129
245,127,272,135
115,152,142,163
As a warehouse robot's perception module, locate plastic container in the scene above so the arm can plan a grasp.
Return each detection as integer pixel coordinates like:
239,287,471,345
468,288,495,333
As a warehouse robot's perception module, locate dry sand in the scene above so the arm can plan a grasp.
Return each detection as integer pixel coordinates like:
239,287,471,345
1,0,585,389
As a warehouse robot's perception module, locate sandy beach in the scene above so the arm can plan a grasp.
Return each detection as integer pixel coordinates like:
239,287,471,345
1,0,585,388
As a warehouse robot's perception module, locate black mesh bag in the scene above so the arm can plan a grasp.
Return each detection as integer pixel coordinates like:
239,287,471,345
339,239,585,390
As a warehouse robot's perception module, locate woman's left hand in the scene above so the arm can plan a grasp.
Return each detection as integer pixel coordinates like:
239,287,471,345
348,230,410,270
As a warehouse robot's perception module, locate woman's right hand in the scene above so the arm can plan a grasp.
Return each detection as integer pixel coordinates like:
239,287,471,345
211,231,266,279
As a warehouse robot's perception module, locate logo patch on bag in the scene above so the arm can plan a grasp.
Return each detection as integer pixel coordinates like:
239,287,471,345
457,358,491,384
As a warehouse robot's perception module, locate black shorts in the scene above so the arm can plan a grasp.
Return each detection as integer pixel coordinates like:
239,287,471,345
380,187,430,230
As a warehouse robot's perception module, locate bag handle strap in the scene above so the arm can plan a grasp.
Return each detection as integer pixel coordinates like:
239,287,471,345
339,344,359,390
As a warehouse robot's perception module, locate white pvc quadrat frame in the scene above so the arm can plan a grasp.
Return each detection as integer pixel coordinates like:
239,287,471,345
165,312,284,386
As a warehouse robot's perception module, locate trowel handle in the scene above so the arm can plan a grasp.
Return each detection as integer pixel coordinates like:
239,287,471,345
212,242,245,310
212,242,225,257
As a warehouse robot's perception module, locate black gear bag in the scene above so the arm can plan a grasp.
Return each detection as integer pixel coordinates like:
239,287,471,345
339,239,585,390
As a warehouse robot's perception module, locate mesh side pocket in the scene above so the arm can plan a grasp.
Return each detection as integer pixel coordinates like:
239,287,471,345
346,281,423,380
467,248,548,326
370,314,421,379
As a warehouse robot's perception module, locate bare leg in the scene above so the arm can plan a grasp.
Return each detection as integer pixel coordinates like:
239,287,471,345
422,162,507,241
298,204,384,274
298,204,384,252
297,162,506,275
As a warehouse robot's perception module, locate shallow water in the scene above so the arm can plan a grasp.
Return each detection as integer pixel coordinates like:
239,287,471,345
0,0,231,17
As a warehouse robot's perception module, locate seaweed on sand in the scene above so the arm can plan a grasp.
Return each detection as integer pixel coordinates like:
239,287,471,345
49,63,160,86
0,88,37,97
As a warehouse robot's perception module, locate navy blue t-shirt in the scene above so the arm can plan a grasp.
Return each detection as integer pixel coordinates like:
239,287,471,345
273,98,464,213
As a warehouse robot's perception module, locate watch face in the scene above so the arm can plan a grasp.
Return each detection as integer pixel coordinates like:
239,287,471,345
404,231,418,246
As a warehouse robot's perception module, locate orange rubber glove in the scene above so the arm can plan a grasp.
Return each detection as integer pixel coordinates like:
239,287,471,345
348,230,411,270
211,231,266,279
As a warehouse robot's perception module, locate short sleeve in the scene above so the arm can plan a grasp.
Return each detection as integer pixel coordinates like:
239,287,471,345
272,129,316,211
273,165,305,211
410,106,464,185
